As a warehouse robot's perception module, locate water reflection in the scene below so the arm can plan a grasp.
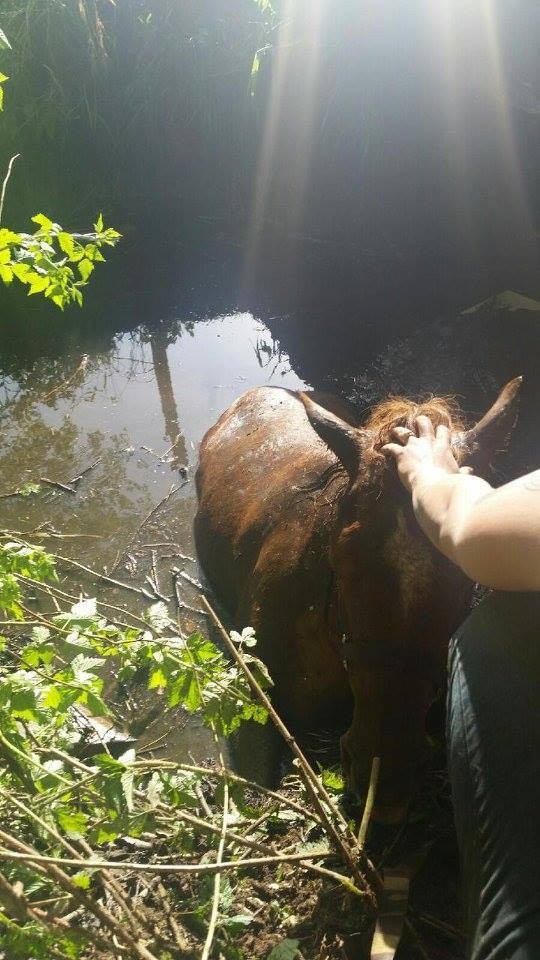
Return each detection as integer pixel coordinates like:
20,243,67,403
0,312,307,568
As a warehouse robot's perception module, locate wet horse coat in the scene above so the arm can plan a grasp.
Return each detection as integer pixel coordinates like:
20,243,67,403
195,380,521,820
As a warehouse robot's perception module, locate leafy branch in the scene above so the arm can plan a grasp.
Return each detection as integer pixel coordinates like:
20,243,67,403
0,536,377,958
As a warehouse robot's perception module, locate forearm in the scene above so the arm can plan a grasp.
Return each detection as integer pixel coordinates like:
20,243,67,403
411,469,492,564
411,468,540,590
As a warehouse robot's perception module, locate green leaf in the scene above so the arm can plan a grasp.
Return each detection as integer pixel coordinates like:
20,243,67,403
85,691,111,717
58,232,76,257
28,276,50,295
72,871,91,889
93,753,126,773
95,213,104,232
70,597,97,619
267,940,300,960
78,258,94,281
321,768,344,792
18,482,41,497
31,214,54,231
0,29,11,51
57,808,89,839
251,51,261,78
148,666,167,689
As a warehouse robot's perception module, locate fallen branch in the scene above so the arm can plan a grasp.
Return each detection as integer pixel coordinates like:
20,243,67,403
68,455,103,486
0,848,336,874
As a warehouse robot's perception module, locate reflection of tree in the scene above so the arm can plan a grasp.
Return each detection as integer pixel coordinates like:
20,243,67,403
253,334,292,379
149,328,188,473
0,403,153,567
0,341,186,568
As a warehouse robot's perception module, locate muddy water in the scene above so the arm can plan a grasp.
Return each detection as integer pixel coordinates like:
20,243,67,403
0,312,307,769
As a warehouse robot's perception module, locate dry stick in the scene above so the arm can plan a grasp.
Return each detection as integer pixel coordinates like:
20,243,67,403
0,528,102,540
16,572,158,634
155,881,191,955
201,595,375,899
156,806,277,858
358,757,381,848
0,873,80,960
179,570,203,590
151,549,160,596
0,830,157,960
0,848,336,875
144,574,169,603
0,154,20,224
201,778,229,960
39,477,78,495
194,782,213,819
49,551,155,601
69,455,103,486
141,544,196,562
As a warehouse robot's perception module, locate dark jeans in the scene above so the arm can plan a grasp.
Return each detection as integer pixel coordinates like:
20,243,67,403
447,591,540,960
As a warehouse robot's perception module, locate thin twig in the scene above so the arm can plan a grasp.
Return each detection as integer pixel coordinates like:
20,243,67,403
41,354,88,403
49,552,155,601
110,483,182,574
39,477,78,495
0,154,20,224
68,455,103,486
201,779,229,960
133,760,319,822
358,757,380,848
0,848,336,874
0,831,160,960
155,881,190,954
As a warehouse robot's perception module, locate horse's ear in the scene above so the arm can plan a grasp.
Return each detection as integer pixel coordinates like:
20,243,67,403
458,377,522,472
298,392,367,476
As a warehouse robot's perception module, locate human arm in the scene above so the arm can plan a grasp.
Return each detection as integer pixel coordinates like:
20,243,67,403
383,417,540,590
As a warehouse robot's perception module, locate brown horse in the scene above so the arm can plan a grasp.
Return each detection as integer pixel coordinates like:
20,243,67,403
195,378,521,821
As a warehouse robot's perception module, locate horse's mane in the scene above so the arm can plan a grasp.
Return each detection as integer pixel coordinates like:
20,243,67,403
361,395,468,478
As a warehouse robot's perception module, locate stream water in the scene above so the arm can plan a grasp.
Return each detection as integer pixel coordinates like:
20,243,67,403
0,310,307,771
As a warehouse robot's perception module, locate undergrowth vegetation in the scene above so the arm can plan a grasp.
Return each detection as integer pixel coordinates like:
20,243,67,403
0,536,375,959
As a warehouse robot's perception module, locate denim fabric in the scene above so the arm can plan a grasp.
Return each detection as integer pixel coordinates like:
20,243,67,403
447,592,540,960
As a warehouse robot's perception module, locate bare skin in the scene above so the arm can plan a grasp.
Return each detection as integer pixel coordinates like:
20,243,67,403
383,417,540,591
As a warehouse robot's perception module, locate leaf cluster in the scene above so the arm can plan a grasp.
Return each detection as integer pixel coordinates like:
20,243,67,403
0,214,121,309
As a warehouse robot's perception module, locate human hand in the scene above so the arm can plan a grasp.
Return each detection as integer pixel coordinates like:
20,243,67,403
382,416,467,493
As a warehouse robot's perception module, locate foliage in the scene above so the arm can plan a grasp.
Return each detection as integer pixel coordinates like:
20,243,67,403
0,214,121,309
0,536,277,958
0,540,57,619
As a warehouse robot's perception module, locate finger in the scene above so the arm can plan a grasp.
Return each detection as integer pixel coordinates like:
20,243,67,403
390,426,414,444
382,443,403,459
415,415,435,439
435,424,450,443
